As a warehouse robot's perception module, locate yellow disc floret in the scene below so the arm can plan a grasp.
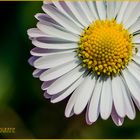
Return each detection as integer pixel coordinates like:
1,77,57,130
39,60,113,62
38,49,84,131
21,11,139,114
77,19,134,76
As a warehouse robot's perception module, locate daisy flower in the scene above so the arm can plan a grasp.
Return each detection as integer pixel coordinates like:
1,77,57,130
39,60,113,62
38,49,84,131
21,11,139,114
28,1,140,126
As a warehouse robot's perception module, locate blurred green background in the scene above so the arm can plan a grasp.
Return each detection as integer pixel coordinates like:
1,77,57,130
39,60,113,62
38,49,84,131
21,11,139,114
0,1,140,139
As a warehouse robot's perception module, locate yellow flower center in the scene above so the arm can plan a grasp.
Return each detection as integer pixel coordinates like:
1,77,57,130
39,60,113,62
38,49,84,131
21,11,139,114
77,19,134,76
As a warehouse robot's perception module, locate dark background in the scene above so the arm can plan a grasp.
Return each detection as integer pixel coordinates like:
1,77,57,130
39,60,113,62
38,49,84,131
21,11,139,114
0,1,140,139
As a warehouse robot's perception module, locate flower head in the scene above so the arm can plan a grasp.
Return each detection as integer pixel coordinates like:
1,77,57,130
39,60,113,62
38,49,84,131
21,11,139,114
28,1,140,126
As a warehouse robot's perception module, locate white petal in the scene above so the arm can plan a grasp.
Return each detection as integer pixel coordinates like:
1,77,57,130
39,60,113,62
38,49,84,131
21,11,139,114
129,19,140,34
33,69,46,78
122,2,138,25
27,28,46,38
40,60,79,81
41,79,57,90
44,91,52,99
32,39,78,49
86,1,99,19
36,15,79,35
42,4,82,34
133,34,140,44
111,106,124,126
52,2,69,17
34,52,76,69
65,2,90,27
127,62,140,115
114,2,122,18
135,44,140,48
127,62,140,82
132,96,140,111
85,109,93,125
96,1,106,20
47,66,85,95
87,77,103,123
100,77,112,120
116,2,129,24
135,47,140,56
53,1,84,29
119,76,136,120
35,13,58,25
30,47,74,56
123,3,140,29
65,88,79,118
106,2,115,19
112,76,125,118
132,55,140,65
37,22,79,42
28,56,39,66
34,36,72,43
77,2,95,23
74,75,96,115
51,75,84,103
122,69,140,109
